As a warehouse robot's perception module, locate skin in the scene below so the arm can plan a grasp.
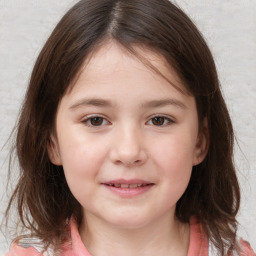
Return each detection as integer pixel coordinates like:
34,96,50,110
48,41,208,256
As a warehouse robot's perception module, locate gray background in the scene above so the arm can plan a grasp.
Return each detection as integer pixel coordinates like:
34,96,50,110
0,0,255,254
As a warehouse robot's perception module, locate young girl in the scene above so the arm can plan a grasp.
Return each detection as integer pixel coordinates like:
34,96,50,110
4,0,255,255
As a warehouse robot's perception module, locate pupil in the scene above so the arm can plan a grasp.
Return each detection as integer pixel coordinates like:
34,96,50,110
152,117,164,125
91,117,103,126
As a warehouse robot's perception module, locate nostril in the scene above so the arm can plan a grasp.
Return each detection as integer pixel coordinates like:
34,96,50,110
114,159,142,166
109,143,147,166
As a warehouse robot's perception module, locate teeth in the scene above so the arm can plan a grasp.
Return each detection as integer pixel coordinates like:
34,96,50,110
130,184,143,188
110,183,145,188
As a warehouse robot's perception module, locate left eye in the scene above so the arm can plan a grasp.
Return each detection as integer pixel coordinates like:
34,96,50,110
148,116,173,126
82,116,109,126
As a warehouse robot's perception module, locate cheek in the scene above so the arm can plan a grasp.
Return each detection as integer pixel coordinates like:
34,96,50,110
59,129,107,166
159,138,194,190
152,135,196,168
58,134,109,188
59,140,107,206
151,134,196,190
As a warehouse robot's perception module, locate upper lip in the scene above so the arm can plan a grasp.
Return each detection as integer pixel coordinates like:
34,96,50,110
102,179,154,185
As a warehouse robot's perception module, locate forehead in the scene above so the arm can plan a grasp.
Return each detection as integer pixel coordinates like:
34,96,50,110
68,40,188,95
57,40,197,121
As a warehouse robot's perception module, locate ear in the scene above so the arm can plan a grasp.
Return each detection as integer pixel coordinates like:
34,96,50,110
193,117,209,166
47,135,62,166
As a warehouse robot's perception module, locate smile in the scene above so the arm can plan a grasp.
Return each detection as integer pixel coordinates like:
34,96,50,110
102,179,155,197
105,183,151,188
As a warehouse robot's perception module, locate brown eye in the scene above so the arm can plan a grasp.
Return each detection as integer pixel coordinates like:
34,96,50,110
89,117,104,126
82,115,110,127
152,117,165,126
148,116,174,126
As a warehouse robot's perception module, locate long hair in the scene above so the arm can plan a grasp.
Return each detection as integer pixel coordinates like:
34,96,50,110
6,0,240,254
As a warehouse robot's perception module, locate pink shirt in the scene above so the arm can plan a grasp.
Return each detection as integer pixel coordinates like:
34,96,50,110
6,218,255,256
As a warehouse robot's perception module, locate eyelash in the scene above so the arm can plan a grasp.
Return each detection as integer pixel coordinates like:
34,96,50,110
81,115,110,127
147,115,174,126
81,115,174,127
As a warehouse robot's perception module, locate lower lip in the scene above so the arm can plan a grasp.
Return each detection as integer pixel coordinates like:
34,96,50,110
102,184,154,198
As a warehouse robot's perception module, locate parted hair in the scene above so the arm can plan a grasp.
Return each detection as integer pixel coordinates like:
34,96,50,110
6,0,240,254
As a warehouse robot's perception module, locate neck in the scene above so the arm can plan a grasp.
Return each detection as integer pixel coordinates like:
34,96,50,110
79,212,190,256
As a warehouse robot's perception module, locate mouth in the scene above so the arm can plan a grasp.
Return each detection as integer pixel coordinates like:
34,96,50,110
102,179,155,197
104,183,153,188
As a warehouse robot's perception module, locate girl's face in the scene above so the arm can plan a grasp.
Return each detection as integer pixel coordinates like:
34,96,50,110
48,42,208,230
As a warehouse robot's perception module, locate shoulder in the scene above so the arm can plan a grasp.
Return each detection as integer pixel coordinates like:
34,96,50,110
5,237,54,256
5,218,77,256
237,238,255,256
189,218,255,256
209,238,255,256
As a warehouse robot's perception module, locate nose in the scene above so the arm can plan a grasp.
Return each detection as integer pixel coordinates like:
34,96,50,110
109,125,147,167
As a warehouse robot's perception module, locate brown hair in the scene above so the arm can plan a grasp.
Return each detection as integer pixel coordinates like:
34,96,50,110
6,0,240,254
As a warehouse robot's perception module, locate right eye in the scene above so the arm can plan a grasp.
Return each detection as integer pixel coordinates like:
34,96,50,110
82,116,110,127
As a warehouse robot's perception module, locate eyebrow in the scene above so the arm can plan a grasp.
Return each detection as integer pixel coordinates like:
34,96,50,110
69,98,187,110
70,98,113,109
141,98,187,109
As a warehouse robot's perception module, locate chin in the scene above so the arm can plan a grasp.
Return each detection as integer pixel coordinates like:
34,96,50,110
105,213,153,230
